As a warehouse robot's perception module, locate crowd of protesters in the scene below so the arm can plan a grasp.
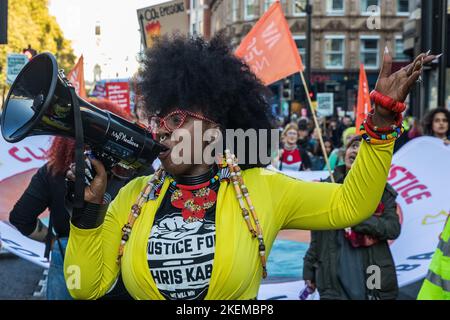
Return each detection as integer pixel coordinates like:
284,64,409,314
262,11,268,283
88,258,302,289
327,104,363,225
275,106,450,173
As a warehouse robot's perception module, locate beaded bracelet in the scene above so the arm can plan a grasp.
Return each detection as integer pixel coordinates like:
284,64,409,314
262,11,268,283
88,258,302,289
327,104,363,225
361,121,404,140
370,90,407,113
366,110,403,133
360,120,402,144
361,125,404,142
360,131,398,145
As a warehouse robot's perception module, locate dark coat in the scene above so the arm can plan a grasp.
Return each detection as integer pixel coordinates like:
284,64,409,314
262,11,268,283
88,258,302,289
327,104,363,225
303,165,401,300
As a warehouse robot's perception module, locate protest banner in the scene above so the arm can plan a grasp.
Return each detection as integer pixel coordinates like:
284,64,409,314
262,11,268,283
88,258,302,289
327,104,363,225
137,0,188,48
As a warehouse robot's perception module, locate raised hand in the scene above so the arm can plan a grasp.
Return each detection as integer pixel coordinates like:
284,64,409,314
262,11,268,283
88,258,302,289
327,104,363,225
372,47,440,126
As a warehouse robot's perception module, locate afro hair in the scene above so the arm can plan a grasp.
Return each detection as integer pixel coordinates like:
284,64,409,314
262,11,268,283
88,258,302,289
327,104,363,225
138,34,275,169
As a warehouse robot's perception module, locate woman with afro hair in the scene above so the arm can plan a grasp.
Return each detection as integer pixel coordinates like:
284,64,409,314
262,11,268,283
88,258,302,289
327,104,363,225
64,35,437,300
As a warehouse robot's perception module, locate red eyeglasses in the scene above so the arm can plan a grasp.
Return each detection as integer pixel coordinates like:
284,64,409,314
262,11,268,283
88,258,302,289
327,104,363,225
149,110,216,133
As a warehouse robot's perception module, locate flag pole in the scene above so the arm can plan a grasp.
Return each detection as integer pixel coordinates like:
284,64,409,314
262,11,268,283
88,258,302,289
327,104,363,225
299,71,335,183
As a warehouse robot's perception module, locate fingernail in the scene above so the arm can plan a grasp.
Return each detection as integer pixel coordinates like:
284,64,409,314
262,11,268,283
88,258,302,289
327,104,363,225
85,158,92,170
435,53,443,59
85,168,93,180
426,50,431,56
384,46,389,54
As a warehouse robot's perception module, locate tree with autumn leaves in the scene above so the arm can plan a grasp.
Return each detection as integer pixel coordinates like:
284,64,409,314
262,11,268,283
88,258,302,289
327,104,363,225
0,0,75,97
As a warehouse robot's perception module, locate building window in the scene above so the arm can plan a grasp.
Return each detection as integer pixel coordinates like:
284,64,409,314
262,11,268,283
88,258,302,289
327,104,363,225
232,0,239,22
395,36,409,60
360,36,379,68
264,0,275,11
361,0,379,15
397,0,409,15
327,0,344,15
244,0,257,20
294,35,307,68
190,0,204,35
263,0,286,12
325,36,345,69
293,0,307,16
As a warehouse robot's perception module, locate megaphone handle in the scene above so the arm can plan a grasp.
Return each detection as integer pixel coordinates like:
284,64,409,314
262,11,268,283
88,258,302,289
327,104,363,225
68,85,86,209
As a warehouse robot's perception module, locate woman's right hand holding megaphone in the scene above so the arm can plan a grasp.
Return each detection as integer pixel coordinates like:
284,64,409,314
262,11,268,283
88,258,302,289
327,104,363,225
66,153,108,205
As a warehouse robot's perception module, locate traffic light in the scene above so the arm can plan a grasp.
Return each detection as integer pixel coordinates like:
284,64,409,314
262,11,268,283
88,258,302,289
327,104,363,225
23,45,37,60
282,78,292,100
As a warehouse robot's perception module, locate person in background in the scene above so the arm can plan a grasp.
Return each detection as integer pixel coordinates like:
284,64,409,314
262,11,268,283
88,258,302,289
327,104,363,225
422,107,450,145
311,137,333,171
275,123,311,171
342,115,353,130
326,126,357,171
328,117,345,148
393,116,422,153
418,214,450,300
303,135,401,300
297,119,315,154
9,98,136,300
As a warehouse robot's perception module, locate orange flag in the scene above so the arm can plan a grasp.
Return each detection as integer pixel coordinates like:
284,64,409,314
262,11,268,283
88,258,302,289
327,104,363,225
356,64,372,134
235,1,304,85
68,55,87,98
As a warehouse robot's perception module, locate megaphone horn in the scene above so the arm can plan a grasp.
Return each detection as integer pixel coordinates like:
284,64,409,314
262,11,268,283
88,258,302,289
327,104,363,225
0,52,167,171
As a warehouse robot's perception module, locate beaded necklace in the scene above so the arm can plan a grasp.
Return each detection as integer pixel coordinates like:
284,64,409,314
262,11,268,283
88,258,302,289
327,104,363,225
169,173,220,223
224,150,267,278
116,152,268,279
117,167,164,264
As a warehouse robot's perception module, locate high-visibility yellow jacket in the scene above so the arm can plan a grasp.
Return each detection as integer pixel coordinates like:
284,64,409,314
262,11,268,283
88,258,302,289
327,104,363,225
64,141,394,300
418,217,450,300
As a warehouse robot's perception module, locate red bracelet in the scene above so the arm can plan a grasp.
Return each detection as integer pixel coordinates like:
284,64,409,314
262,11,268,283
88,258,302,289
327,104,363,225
370,90,407,113
366,111,403,133
362,121,382,139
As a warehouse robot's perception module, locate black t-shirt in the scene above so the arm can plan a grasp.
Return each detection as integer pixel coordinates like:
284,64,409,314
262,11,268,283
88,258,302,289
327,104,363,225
147,176,220,300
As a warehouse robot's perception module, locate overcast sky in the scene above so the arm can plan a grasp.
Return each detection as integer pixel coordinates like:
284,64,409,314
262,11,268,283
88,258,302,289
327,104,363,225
48,0,167,81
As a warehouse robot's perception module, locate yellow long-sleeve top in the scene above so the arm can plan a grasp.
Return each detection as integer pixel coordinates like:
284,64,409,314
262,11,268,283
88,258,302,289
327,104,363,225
64,141,394,300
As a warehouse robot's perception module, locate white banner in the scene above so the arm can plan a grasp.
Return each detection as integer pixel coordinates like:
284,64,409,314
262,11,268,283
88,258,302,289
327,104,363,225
0,221,49,268
258,280,319,300
387,137,450,287
0,135,52,182
275,169,329,182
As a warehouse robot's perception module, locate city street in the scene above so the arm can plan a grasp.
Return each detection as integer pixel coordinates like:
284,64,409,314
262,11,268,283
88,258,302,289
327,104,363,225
1,0,450,303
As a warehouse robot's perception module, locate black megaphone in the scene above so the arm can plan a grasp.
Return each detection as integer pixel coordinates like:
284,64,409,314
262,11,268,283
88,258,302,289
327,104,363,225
0,52,167,171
